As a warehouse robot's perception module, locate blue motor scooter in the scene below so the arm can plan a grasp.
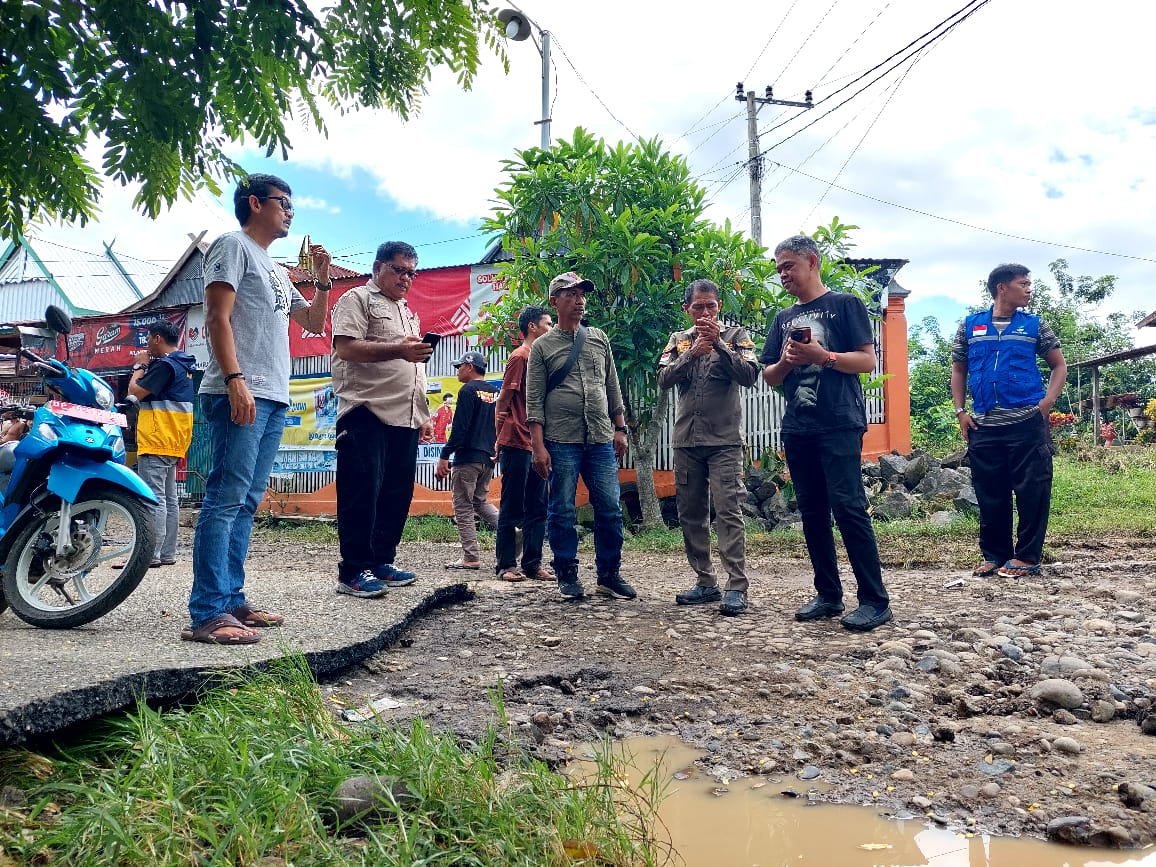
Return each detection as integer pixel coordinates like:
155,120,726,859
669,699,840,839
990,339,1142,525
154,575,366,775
0,306,157,628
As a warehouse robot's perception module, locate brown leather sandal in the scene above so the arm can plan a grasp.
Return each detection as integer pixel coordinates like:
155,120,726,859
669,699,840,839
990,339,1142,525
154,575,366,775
180,613,260,645
230,604,285,627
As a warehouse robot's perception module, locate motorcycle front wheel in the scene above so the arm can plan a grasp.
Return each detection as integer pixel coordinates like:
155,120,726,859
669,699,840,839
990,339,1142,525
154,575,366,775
2,484,157,628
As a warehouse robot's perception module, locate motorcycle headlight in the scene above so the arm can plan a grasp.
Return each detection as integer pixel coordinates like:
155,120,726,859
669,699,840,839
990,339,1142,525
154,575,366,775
37,422,59,442
93,381,114,409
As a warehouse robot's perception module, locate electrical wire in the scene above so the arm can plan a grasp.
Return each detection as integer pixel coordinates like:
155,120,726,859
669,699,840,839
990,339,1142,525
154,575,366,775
767,0,842,85
758,0,991,156
798,45,924,227
768,161,1156,264
549,35,639,142
814,1,893,87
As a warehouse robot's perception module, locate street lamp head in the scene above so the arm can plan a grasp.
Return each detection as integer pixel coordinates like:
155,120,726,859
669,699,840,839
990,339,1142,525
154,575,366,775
498,8,532,41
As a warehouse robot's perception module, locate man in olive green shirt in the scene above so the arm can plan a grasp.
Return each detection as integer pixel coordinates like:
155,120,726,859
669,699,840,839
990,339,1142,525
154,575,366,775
527,271,635,601
658,279,760,615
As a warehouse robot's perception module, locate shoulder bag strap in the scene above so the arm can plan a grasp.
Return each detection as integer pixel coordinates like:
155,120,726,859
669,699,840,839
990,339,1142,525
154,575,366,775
544,325,587,395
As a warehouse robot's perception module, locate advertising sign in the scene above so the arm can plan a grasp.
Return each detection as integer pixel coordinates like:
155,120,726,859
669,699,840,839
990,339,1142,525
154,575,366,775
58,309,187,372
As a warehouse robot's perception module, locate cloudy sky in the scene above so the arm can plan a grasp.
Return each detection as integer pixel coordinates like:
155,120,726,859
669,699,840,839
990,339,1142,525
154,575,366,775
28,0,1156,345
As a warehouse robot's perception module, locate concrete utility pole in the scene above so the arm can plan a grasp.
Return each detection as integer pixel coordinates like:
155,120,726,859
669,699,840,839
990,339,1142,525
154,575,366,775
734,83,813,247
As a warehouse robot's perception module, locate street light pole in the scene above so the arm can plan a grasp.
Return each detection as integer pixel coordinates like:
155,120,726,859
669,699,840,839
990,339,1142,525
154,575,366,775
498,8,551,150
539,29,551,150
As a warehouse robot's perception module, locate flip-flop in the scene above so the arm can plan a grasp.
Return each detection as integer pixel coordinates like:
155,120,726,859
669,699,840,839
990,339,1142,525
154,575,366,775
180,613,260,645
972,560,1002,577
498,569,526,582
230,604,285,628
445,560,481,570
998,562,1042,578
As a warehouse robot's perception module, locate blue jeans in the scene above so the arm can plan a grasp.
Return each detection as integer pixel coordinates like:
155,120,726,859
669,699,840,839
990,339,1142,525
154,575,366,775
189,395,286,628
545,440,623,581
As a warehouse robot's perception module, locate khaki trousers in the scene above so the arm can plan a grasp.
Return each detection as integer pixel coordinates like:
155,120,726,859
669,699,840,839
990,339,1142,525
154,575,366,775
451,462,499,562
674,444,748,593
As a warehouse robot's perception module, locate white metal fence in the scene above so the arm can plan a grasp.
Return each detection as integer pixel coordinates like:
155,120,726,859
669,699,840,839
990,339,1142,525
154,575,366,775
275,322,886,495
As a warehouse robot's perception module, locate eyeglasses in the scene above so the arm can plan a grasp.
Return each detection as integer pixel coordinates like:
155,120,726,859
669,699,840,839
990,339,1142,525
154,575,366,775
258,195,293,212
388,263,418,280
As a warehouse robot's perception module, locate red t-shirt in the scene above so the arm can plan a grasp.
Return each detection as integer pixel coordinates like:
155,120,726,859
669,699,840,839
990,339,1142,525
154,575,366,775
496,344,532,450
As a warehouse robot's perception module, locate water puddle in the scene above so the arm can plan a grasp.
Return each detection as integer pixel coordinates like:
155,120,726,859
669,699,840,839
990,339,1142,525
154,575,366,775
572,736,1156,867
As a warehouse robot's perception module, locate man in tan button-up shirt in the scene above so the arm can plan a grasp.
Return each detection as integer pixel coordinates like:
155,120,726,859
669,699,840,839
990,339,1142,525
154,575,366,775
658,279,759,615
330,241,432,598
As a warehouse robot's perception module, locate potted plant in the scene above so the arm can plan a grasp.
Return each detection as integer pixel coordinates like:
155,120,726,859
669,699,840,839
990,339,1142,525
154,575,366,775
1100,421,1117,446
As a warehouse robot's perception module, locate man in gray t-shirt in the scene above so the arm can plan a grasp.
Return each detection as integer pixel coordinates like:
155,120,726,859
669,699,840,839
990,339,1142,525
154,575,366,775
184,173,333,646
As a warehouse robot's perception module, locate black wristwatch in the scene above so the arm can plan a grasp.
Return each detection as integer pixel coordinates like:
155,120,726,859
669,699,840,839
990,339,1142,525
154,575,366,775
614,425,629,434
132,363,146,372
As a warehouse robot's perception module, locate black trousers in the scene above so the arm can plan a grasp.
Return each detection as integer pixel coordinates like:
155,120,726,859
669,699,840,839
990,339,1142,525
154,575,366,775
967,412,1053,566
783,429,889,608
335,405,419,574
494,445,548,574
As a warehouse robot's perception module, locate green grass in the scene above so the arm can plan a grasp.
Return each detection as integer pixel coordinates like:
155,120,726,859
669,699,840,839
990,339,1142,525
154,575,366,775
0,657,663,866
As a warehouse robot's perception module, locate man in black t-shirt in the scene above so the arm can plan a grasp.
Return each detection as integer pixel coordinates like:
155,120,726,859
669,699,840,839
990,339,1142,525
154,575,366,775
760,235,893,632
437,351,500,569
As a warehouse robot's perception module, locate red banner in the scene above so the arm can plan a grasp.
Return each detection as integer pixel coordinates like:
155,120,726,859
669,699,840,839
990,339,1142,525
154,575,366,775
290,267,473,357
404,265,471,338
58,309,188,372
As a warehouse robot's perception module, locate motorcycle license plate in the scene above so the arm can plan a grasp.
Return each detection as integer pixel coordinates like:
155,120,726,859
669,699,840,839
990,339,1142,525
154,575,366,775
47,400,127,427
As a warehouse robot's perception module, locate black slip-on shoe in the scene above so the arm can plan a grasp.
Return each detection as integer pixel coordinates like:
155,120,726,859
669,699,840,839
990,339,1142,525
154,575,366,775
675,585,722,605
794,596,846,621
719,590,748,616
840,604,894,632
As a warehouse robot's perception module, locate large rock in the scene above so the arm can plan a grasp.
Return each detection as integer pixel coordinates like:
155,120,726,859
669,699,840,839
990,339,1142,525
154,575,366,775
1030,678,1085,710
940,448,968,469
953,486,979,515
1041,654,1096,677
873,489,915,520
903,453,931,489
760,491,790,522
914,468,966,498
878,453,909,482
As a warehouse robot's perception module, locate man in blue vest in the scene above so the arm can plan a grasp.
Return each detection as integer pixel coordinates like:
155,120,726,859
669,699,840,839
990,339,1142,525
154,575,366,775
128,320,197,568
950,263,1067,579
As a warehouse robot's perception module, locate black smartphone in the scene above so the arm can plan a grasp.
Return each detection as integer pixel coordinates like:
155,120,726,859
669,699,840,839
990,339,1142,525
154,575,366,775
422,332,441,349
789,326,812,344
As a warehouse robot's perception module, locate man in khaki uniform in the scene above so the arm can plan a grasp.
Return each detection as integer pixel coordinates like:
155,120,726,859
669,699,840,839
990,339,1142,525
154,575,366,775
330,241,432,598
658,279,760,615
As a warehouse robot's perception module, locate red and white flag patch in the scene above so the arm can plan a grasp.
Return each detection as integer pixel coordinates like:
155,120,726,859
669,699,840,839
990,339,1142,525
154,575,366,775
971,324,988,336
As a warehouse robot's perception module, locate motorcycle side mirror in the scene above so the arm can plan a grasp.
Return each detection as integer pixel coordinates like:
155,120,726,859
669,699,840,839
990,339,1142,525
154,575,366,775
45,305,72,335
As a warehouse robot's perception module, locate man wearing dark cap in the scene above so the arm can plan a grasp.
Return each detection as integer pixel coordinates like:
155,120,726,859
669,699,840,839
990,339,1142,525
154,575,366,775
437,350,500,569
526,271,636,601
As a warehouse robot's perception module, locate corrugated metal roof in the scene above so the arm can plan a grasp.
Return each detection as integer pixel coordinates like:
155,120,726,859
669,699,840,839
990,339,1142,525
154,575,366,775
0,278,62,323
0,238,166,316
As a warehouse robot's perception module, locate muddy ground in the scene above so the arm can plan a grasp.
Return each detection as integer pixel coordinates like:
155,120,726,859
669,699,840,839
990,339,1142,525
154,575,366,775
283,533,1156,848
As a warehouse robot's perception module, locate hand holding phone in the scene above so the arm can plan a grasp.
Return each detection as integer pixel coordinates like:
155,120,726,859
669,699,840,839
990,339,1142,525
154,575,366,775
422,332,442,349
789,326,812,344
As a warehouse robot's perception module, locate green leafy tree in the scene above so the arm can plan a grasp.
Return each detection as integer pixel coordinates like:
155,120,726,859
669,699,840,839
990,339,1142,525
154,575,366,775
0,0,506,238
907,316,962,452
1028,260,1156,413
478,128,780,527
